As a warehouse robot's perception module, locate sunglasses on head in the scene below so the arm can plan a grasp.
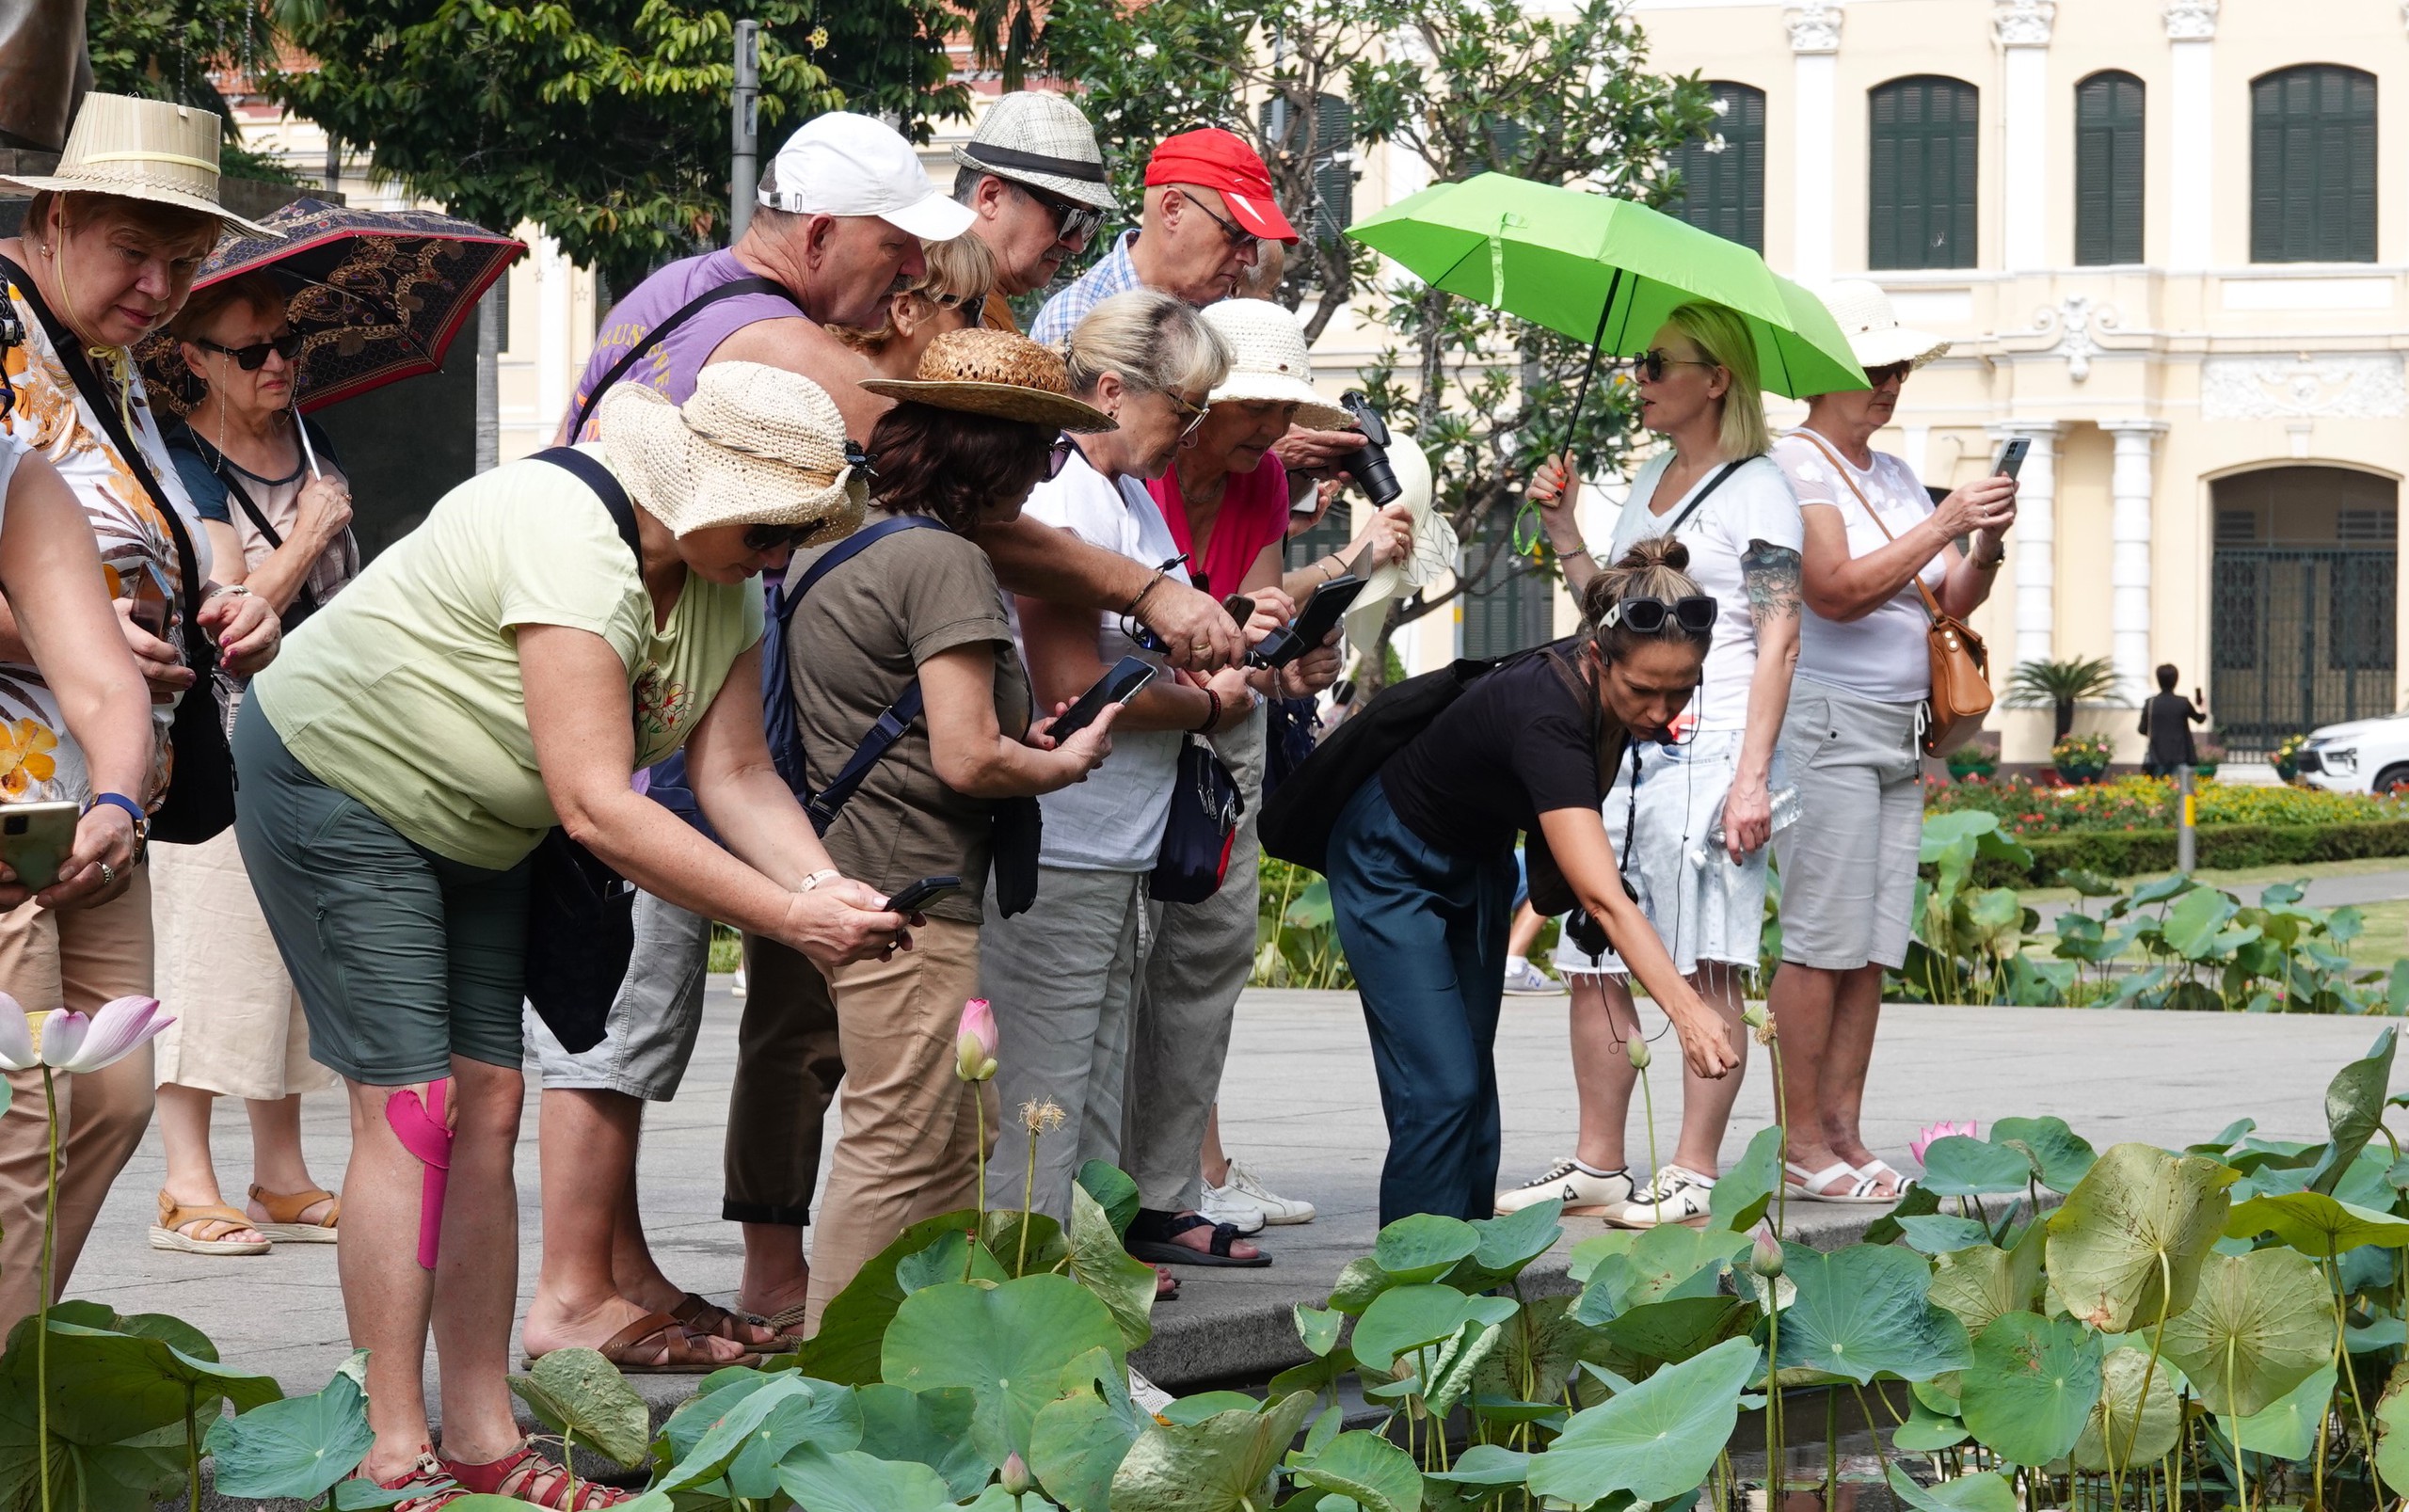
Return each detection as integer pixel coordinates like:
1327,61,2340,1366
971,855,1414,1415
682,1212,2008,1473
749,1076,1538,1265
1864,359,1913,387
935,290,988,326
1626,348,1717,384
1013,182,1106,247
1603,595,1719,636
195,331,304,371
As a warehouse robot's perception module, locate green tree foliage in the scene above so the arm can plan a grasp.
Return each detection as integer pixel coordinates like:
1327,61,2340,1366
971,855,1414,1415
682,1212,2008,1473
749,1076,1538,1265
86,0,301,183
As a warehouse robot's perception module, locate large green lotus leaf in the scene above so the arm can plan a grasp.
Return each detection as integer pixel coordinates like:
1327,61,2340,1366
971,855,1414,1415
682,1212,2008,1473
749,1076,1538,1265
1076,1160,1141,1239
854,1383,990,1501
1443,1200,1565,1290
507,1346,652,1468
1109,1390,1314,1512
1295,1305,1345,1359
2160,1248,2331,1416
895,1231,1009,1294
2232,1361,2337,1462
1710,1126,1785,1233
1900,1217,1995,1256
1525,1335,1760,1505
1351,1283,1516,1375
1325,1256,1395,1315
808,1209,980,1385
35,1317,281,1440
1864,1186,1945,1248
1027,1350,1141,1512
1893,1395,1970,1451
1599,1296,1754,1365
1428,1443,1533,1487
1568,1230,1640,1283
1958,1311,2103,1466
774,1446,954,1512
658,1370,783,1464
1574,1226,1747,1325
1883,1464,2017,1512
981,1208,1070,1278
195,1361,372,1503
724,1376,867,1500
881,1275,1124,1466
1064,1183,1157,1352
2069,1346,2181,1471
2046,1142,2239,1331
1988,1117,2099,1194
1291,1429,1423,1512
1921,1137,2035,1197
1474,1293,1592,1407
2310,1027,2397,1196
2226,1190,2409,1256
651,1374,819,1497
1159,1393,1260,1425
1928,1223,2045,1341
1775,1241,1973,1384
1373,1212,1481,1282
2374,1361,2409,1493
1419,1318,1507,1422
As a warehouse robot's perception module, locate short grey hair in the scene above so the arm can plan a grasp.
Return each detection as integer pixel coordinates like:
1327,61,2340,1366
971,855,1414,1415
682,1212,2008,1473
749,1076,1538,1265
1061,289,1230,401
952,165,986,205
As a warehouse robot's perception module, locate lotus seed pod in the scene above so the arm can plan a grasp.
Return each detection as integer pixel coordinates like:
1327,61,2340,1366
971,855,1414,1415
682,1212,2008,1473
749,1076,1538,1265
1625,1037,1652,1071
1741,1001,1769,1030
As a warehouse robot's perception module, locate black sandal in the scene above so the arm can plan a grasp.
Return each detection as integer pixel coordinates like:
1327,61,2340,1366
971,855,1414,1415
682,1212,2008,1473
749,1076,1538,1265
1125,1209,1272,1268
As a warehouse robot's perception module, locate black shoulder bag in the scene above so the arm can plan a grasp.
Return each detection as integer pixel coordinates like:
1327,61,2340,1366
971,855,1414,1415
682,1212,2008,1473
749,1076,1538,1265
3,255,234,844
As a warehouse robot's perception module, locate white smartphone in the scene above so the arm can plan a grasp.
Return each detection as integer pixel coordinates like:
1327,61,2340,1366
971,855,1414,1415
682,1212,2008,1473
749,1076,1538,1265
0,800,83,890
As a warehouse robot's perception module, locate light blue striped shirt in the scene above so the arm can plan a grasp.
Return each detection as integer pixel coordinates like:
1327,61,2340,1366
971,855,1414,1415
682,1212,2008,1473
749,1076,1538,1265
1029,229,1143,346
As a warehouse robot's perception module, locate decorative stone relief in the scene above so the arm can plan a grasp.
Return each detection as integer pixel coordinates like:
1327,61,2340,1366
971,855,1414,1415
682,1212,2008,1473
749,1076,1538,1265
2031,296,2119,382
2163,0,2217,40
1784,0,1842,53
1993,0,2055,45
2200,354,2407,420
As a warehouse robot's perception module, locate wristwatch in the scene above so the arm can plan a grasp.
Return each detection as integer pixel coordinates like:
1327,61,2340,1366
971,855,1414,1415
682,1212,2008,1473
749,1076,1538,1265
88,792,149,865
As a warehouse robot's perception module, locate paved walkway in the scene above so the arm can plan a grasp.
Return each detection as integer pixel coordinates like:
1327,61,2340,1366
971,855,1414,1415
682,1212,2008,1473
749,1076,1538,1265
66,983,2400,1409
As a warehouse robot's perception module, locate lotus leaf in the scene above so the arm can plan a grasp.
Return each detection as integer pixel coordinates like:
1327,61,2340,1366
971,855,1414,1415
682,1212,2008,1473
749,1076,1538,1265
1064,1183,1157,1351
506,1347,651,1468
1269,1345,1357,1400
1428,1443,1534,1486
35,1316,280,1443
1774,1240,1973,1384
1290,1429,1423,1512
1893,1396,1970,1451
2046,1142,2238,1330
981,1208,1070,1277
658,1370,779,1463
2226,1190,2409,1256
1444,1199,1564,1289
1524,1336,1760,1505
1028,1368,1142,1512
723,1376,866,1499
1076,1160,1141,1238
881,1275,1124,1465
1599,1295,1754,1364
1419,1317,1506,1420
1883,1464,2018,1512
1900,1217,1996,1255
2375,1361,2409,1493
2070,1346,2181,1471
1108,1390,1314,1512
1351,1283,1516,1374
808,1210,981,1385
2232,1361,2337,1461
1474,1293,1591,1408
1709,1126,1784,1233
1568,1230,1639,1283
1920,1137,2037,1198
200,1365,375,1502
774,1446,955,1512
854,1383,991,1500
1988,1116,2098,1193
896,1231,1007,1294
2310,1027,2397,1196
1326,1256,1394,1314
1162,1392,1263,1424
2160,1248,2331,1417
650,1374,818,1496
1575,1225,1747,1325
1863,1186,1944,1247
1928,1222,2045,1340
1957,1311,2102,1466
1373,1212,1481,1282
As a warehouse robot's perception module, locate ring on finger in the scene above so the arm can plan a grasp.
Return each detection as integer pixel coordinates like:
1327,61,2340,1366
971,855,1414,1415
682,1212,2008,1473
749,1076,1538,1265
98,860,115,886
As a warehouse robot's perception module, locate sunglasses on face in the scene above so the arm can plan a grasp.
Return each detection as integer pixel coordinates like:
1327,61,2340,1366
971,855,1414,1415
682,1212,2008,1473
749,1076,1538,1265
195,331,304,371
1864,360,1912,387
1603,595,1720,636
1626,348,1716,384
1181,190,1255,249
1045,433,1077,480
743,522,815,554
1014,182,1106,247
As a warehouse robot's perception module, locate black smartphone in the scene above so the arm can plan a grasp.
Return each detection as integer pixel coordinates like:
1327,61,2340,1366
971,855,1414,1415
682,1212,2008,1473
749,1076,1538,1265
1992,437,2030,481
883,874,962,915
1049,655,1158,740
1252,575,1367,668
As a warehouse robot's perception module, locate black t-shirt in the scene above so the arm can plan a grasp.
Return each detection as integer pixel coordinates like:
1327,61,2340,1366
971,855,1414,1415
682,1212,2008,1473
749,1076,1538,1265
1380,640,1618,855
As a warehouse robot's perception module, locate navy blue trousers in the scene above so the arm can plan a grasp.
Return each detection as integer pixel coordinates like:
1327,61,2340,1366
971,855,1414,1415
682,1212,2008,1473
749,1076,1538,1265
1327,776,1516,1227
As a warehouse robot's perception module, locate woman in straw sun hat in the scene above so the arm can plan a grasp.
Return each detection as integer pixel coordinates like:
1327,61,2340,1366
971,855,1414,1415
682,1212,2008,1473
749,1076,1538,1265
726,326,1125,1332
0,91,285,1343
231,361,908,1506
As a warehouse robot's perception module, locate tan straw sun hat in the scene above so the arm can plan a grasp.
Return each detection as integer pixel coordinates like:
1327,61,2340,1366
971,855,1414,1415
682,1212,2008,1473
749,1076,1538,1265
0,93,279,239
1814,279,1950,371
858,328,1117,431
1199,299,1352,430
597,362,869,542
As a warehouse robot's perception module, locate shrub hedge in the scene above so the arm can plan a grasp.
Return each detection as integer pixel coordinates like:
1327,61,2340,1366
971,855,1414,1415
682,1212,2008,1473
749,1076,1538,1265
1968,819,2409,886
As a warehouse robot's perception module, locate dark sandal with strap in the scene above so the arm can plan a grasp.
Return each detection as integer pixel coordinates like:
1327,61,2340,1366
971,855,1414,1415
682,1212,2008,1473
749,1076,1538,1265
669,1291,776,1347
442,1440,629,1509
526,1310,762,1375
1125,1210,1271,1268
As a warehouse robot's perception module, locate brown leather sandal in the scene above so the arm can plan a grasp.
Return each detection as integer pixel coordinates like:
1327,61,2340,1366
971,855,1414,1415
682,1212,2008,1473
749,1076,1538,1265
738,1300,812,1344
441,1440,629,1508
148,1190,270,1255
669,1291,776,1347
249,1183,341,1243
527,1310,762,1375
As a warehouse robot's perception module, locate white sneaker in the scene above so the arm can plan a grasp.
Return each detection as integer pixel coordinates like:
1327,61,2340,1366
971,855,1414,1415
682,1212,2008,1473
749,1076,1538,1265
1495,1158,1632,1217
1501,959,1559,995
1220,1158,1316,1225
731,965,747,999
1613,1165,1717,1229
1198,1180,1268,1235
1128,1366,1173,1417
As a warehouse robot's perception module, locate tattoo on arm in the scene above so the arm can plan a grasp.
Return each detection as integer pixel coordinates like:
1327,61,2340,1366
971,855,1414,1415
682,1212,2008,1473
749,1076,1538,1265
1741,541,1802,629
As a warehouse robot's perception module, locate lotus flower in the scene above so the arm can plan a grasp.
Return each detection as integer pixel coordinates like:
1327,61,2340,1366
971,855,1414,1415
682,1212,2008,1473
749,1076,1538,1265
38,995,173,1074
1748,1228,1785,1280
954,997,998,1083
0,993,32,1071
1624,1037,1652,1071
1000,1453,1033,1497
1910,1120,1980,1165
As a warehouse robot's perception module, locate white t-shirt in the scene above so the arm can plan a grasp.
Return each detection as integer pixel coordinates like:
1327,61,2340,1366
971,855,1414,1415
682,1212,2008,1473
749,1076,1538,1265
1011,449,1189,871
1770,429,1944,705
1604,450,1801,735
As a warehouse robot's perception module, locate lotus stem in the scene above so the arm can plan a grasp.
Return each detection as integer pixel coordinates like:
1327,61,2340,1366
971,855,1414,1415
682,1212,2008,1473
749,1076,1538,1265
1640,1060,1662,1226
565,1428,578,1511
2327,1257,2376,1466
2228,1337,2249,1512
1768,1035,1790,1239
1824,1383,1839,1508
1765,1296,1783,1504
967,1094,987,1283
2114,1251,2178,1498
186,1383,200,1512
1017,1134,1038,1277
39,1065,57,1512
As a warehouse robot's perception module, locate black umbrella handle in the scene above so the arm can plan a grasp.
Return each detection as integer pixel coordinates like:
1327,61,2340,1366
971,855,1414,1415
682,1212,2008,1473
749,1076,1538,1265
1517,265,1622,557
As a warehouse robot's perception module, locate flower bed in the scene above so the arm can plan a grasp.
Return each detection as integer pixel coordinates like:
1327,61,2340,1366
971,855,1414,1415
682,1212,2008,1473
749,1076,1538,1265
1930,772,2409,835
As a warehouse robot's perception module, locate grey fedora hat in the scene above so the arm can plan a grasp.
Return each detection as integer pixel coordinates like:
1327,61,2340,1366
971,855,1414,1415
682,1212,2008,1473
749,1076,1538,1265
953,92,1118,213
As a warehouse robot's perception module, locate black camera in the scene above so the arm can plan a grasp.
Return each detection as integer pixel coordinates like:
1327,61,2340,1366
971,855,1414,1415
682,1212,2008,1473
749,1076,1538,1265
1336,390,1401,508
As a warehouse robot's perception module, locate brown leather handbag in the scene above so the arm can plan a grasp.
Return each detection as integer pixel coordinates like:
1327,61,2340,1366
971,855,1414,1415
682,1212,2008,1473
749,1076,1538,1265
1790,432,1993,756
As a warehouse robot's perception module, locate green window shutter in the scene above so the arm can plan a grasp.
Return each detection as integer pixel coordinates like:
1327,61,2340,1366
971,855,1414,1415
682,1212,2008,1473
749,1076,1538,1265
1668,83,1766,253
1258,92,1354,245
2252,65,2378,263
2074,72,2145,264
1869,76,1980,269
1460,551,1555,659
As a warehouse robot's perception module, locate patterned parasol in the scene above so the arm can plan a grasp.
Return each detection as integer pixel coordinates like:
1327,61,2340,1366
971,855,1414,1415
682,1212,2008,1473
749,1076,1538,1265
138,198,525,415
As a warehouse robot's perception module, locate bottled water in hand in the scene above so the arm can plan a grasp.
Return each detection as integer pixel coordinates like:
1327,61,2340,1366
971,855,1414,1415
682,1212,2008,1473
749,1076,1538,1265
1690,785,1800,866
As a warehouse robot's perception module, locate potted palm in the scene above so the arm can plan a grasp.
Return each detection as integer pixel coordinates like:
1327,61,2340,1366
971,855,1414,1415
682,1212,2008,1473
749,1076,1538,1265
2006,654,2123,740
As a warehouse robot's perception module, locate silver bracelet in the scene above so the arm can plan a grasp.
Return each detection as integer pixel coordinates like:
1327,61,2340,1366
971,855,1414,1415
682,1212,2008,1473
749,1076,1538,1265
203,583,252,601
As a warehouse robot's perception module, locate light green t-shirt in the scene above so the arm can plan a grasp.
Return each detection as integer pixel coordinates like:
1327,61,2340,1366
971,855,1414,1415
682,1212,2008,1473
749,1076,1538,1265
251,446,765,870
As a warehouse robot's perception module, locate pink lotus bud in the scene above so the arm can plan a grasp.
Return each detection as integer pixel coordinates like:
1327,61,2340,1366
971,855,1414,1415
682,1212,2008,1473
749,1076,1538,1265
1625,1037,1652,1071
0,993,31,1072
1001,1453,1033,1496
41,996,173,1074
1909,1120,1981,1166
954,998,999,1083
1749,1229,1785,1279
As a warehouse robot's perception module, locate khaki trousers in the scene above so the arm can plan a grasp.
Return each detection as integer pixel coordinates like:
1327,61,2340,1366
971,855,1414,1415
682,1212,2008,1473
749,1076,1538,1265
723,932,844,1226
0,869,158,1345
800,916,993,1330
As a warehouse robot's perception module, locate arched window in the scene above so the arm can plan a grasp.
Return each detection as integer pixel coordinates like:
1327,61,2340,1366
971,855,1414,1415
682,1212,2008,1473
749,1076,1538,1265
2075,72,2145,265
1668,83,1765,253
2251,65,2377,263
1868,76,1979,269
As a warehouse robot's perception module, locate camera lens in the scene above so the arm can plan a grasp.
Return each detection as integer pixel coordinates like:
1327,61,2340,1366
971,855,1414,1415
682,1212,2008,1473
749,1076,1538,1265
3,816,24,836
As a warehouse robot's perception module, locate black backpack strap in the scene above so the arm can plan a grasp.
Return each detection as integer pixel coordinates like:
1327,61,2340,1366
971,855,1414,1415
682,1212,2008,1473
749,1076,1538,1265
778,514,950,628
533,446,642,560
567,276,799,441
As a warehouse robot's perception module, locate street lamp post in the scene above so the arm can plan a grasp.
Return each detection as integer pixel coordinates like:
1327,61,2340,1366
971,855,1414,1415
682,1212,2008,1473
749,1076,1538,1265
730,20,760,243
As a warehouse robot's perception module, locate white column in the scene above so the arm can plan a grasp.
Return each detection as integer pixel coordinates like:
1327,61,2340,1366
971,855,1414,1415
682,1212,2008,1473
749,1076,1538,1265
1995,3,2055,271
2165,1,2218,270
534,235,573,440
2103,421,2169,701
1785,3,1842,284
1991,421,2065,667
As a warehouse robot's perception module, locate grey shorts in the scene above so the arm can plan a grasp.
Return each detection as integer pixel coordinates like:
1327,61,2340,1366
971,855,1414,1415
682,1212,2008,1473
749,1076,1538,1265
1771,677,1924,971
524,892,711,1101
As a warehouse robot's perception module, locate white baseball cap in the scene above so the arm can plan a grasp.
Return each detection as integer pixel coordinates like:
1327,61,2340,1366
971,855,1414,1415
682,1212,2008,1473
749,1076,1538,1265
759,111,977,242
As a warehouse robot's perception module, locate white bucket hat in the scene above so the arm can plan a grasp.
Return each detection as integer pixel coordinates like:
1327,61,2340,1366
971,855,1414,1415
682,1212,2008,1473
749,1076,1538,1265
1815,279,1950,371
0,93,279,239
1342,437,1458,657
597,362,869,543
760,111,976,242
1199,299,1351,430
953,92,1118,214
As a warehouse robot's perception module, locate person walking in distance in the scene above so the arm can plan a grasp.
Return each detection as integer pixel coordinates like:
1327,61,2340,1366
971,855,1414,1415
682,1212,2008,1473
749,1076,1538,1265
2138,665,2207,779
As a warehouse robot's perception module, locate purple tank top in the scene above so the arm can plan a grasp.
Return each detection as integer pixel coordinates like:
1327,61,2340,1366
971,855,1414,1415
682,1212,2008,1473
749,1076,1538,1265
566,249,806,440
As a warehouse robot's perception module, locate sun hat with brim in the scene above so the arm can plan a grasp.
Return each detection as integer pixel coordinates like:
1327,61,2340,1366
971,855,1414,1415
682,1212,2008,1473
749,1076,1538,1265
0,93,279,239
1815,279,1950,372
1200,298,1351,430
954,92,1118,214
859,327,1116,432
597,362,868,543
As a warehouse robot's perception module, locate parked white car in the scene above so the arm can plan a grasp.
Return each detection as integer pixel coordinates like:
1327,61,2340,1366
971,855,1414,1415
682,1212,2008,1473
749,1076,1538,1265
2299,715,2409,794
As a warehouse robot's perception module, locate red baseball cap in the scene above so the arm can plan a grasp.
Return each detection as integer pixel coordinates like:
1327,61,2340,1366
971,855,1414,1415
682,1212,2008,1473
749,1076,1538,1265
1144,128,1300,245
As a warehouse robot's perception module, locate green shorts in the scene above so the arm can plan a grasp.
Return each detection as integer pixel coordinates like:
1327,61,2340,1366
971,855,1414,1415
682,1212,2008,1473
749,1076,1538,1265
231,700,533,1084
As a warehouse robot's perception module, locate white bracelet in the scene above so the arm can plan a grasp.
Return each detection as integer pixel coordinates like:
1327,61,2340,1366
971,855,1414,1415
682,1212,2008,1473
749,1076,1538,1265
800,868,841,892
204,583,251,601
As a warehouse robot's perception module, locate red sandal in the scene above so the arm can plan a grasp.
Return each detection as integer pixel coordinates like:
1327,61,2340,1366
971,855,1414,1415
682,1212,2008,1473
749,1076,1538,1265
345,1447,461,1512
441,1440,630,1509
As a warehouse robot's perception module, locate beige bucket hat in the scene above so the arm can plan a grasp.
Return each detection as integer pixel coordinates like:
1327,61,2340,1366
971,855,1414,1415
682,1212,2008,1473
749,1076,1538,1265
1814,279,1950,371
859,327,1116,431
597,362,869,542
1199,299,1352,430
0,93,279,239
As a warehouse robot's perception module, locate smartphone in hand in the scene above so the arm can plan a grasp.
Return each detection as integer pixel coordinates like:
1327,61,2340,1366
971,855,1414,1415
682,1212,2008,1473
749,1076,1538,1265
0,801,82,891
883,874,962,915
1050,656,1158,740
1251,576,1366,668
1991,437,2030,481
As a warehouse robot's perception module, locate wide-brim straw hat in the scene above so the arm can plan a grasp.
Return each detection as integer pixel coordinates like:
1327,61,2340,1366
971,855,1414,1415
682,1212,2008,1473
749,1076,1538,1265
1815,279,1950,371
598,362,869,543
953,92,1118,213
1201,298,1352,430
859,327,1116,432
0,93,279,239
